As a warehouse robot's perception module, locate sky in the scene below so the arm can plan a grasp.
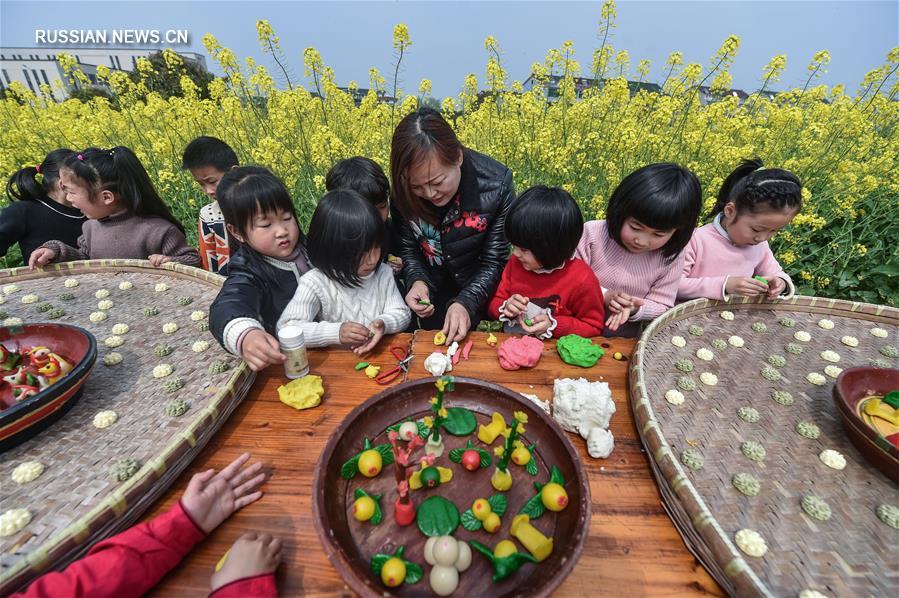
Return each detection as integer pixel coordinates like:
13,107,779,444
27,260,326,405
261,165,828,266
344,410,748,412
1,1,896,98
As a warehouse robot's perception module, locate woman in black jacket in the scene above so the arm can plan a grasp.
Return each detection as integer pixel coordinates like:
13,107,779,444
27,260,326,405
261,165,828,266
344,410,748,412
390,108,515,342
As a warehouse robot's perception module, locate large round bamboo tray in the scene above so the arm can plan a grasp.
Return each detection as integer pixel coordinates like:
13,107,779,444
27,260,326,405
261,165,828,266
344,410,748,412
0,260,254,595
629,296,897,597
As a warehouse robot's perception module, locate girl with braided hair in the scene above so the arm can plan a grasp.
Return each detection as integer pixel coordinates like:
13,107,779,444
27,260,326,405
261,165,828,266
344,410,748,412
677,158,802,301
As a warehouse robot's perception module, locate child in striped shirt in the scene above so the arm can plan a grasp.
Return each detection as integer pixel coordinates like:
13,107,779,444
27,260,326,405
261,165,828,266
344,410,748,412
277,190,411,355
576,163,702,335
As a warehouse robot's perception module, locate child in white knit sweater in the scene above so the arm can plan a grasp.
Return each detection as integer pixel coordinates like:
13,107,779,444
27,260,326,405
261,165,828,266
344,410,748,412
277,190,411,354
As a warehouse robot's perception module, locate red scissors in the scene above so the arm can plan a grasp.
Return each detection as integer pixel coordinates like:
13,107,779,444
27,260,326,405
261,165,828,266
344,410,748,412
376,345,413,385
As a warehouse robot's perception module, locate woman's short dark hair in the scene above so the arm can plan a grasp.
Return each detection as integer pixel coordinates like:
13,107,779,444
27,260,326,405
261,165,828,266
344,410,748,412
217,166,299,247
325,156,390,207
6,148,74,203
606,163,702,259
711,157,802,218
506,185,583,270
182,136,238,172
307,189,385,288
390,108,463,224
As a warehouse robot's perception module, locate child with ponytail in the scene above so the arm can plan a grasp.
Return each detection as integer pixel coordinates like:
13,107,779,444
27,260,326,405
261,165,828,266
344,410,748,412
28,147,200,268
677,158,802,301
2,149,85,262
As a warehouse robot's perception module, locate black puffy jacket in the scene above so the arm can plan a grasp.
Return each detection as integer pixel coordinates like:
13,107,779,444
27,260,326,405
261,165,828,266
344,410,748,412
393,148,515,320
210,247,306,351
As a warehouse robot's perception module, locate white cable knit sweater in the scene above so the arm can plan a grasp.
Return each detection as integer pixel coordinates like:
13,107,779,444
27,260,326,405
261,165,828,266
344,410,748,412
276,263,411,347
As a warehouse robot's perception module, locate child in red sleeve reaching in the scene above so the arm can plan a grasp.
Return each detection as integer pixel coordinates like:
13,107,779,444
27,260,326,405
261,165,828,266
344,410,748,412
488,186,605,339
13,453,280,598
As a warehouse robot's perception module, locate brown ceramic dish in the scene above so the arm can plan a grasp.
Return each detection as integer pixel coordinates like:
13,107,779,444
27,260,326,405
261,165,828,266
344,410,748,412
312,376,590,597
833,366,899,484
0,323,97,451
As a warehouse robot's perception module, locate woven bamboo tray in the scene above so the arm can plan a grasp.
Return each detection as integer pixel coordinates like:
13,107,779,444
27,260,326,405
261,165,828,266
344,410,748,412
0,260,254,594
629,296,898,597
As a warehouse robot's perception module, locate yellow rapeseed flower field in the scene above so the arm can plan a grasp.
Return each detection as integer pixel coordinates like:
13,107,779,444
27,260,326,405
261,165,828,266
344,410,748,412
1,2,897,305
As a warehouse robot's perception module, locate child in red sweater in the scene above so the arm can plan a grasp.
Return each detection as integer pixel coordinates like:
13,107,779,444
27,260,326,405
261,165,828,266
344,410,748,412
13,453,280,598
488,186,605,338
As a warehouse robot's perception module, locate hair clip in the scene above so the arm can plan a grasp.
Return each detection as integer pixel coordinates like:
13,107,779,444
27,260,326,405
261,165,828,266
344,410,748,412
35,164,41,173
76,154,84,161
108,148,116,157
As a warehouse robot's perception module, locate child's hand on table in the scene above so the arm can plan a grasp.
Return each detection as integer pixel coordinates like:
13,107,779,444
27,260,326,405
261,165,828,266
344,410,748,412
604,290,638,314
210,532,282,593
606,299,642,332
240,329,285,371
500,294,529,319
181,452,266,534
340,322,371,348
354,319,385,355
521,313,552,337
765,277,787,298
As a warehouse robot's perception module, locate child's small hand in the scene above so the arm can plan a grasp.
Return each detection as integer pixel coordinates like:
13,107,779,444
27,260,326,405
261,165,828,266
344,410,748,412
605,307,632,332
725,276,768,297
605,290,635,313
354,320,385,355
210,531,282,593
28,248,55,270
148,254,172,267
387,255,404,274
766,277,787,298
241,330,285,371
501,294,529,319
405,280,435,317
521,314,552,337
181,452,266,534
340,322,371,348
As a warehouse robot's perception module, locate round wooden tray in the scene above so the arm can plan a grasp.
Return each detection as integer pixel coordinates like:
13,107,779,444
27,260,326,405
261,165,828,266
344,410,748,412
629,296,897,597
0,260,254,595
313,376,590,597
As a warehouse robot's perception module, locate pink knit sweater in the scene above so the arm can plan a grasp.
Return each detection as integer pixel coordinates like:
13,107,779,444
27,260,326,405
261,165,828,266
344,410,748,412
575,220,684,321
677,216,794,301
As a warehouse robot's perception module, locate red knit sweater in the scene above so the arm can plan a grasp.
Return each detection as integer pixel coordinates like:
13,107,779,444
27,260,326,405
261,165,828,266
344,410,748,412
487,255,605,337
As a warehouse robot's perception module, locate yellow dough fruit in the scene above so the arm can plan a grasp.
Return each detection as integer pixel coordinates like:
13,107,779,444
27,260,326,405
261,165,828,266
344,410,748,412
472,498,491,521
483,512,501,533
511,446,531,466
358,449,383,478
541,482,569,512
491,467,513,491
494,540,517,558
433,331,447,346
352,496,376,521
380,556,406,588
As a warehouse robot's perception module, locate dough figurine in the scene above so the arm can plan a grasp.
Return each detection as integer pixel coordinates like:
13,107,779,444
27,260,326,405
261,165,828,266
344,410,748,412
387,428,426,526
424,351,452,376
486,333,498,347
491,411,528,492
468,539,538,582
352,488,383,524
423,376,454,457
340,437,395,480
518,465,568,520
370,546,423,588
434,331,447,346
449,439,492,471
461,495,507,532
409,455,453,490
509,514,553,562
478,412,508,445
423,535,472,596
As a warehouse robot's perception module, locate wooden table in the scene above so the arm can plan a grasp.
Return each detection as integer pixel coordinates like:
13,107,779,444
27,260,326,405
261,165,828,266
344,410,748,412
148,332,722,596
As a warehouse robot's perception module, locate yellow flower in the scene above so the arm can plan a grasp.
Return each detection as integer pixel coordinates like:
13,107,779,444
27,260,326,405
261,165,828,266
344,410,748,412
434,378,447,392
513,411,528,424
429,397,438,405
393,23,412,51
423,416,433,428
438,407,448,418
418,78,432,96
517,423,525,434
493,446,505,457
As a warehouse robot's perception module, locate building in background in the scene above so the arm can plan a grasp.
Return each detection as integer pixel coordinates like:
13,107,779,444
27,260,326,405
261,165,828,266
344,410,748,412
0,47,206,101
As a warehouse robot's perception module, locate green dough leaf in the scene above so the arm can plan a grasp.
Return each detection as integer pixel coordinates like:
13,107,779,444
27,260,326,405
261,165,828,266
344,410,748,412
340,455,360,479
448,447,464,463
371,500,383,525
525,451,538,476
487,494,507,517
442,407,476,436
403,560,423,584
354,488,366,500
478,447,492,468
493,552,538,582
518,492,546,520
370,554,389,576
416,495,460,537
549,465,565,485
374,443,396,467
460,508,482,531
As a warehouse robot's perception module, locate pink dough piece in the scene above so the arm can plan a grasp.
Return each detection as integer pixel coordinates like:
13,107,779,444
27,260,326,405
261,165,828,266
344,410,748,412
462,340,473,360
497,336,545,370
452,348,462,365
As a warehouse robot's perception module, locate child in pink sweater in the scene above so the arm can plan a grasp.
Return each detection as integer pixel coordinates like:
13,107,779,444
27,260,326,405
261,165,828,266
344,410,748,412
678,158,801,302
576,163,702,334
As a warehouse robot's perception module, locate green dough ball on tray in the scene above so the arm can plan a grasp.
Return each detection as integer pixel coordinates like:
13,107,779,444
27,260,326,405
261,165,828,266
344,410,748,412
677,376,697,391
767,355,787,368
785,342,804,355
751,322,768,333
675,359,694,373
741,441,766,462
210,360,230,374
795,421,820,439
800,495,832,521
761,366,782,382
875,504,899,529
737,407,760,423
732,473,760,497
880,346,898,358
688,325,704,336
711,339,727,350
772,390,794,406
164,399,190,417
154,345,174,357
680,448,704,470
779,316,796,328
163,378,184,393
110,458,140,482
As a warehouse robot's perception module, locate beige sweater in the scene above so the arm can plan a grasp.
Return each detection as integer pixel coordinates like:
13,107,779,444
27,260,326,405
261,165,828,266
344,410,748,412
41,212,200,266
